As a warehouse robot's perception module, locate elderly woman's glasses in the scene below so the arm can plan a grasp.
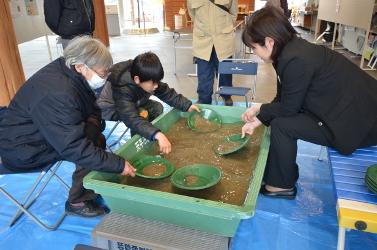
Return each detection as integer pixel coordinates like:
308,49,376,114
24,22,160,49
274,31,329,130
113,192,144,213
84,64,111,79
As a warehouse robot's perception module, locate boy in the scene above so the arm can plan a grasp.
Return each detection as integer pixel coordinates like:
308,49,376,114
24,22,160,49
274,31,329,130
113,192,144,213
97,52,200,154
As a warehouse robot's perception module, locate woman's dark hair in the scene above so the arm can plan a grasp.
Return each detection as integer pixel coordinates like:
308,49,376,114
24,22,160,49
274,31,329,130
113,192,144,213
242,6,297,62
131,52,164,83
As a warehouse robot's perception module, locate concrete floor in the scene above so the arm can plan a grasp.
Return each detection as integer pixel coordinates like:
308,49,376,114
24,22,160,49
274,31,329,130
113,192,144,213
19,28,377,109
18,32,277,105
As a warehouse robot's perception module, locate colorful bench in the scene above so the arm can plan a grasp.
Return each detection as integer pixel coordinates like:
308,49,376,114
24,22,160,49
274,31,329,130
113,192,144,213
328,146,377,250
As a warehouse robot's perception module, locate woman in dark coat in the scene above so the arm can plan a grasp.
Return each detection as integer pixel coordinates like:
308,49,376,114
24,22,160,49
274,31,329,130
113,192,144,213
241,7,377,199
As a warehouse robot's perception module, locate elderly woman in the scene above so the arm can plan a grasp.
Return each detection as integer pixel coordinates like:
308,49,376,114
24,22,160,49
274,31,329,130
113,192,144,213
241,7,377,199
0,36,136,217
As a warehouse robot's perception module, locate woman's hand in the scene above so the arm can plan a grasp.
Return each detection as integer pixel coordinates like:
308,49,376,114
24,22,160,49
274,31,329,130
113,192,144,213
241,103,262,123
121,161,136,177
188,104,200,113
154,132,172,154
241,118,262,138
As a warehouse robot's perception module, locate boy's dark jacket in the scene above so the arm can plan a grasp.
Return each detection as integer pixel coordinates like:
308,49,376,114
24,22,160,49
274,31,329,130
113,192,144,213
44,0,95,39
97,60,192,140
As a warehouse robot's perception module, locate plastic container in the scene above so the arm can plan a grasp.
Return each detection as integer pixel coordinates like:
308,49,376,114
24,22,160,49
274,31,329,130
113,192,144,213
84,104,270,237
213,134,250,156
365,164,377,193
187,108,222,133
174,15,183,29
170,164,222,190
133,155,174,179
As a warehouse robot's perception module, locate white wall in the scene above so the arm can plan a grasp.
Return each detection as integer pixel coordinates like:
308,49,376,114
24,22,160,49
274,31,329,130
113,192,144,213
9,0,51,44
254,0,267,10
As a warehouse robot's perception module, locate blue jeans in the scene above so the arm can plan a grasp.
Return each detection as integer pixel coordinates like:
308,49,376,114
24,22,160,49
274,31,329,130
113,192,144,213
196,47,232,104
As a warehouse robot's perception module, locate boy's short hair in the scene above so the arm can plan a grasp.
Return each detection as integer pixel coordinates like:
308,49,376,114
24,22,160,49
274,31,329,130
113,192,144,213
130,52,164,83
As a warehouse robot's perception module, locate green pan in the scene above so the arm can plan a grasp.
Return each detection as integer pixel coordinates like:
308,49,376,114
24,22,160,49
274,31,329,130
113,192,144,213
366,164,377,180
365,177,377,190
213,134,250,156
170,164,222,190
365,181,377,194
187,108,222,133
132,155,174,179
365,175,377,185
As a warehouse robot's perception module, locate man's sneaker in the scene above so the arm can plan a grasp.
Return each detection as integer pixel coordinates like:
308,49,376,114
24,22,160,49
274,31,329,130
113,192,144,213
94,195,111,213
65,200,106,217
222,96,233,106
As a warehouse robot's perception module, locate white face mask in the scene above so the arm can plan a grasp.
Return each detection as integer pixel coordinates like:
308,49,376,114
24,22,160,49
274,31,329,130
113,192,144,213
85,65,108,90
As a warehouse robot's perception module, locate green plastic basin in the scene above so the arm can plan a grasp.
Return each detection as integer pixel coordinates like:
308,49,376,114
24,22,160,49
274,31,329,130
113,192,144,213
213,134,251,156
84,104,270,237
187,108,222,133
171,164,222,190
133,155,174,179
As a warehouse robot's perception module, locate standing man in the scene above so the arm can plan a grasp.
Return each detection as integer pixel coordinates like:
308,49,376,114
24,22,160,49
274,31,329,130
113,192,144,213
44,0,95,49
187,0,238,106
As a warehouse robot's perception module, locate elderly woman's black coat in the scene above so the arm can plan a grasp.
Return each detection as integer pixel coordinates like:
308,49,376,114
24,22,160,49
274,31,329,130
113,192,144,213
0,58,124,172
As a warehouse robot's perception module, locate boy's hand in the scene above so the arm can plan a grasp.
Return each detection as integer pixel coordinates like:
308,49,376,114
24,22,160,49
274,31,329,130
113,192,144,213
154,132,172,154
121,161,136,177
188,104,200,113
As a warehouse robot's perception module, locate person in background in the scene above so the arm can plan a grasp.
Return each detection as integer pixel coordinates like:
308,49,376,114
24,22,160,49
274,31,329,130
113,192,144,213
187,0,238,106
241,7,377,199
279,0,290,18
0,36,136,217
265,0,290,17
44,0,95,49
97,52,200,155
265,0,281,9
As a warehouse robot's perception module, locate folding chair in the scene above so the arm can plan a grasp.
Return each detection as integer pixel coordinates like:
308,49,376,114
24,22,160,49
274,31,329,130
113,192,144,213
105,121,130,152
0,160,70,230
214,59,258,107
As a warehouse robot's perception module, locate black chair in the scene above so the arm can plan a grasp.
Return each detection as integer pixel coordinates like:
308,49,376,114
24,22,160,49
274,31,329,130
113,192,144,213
0,160,69,230
214,59,258,107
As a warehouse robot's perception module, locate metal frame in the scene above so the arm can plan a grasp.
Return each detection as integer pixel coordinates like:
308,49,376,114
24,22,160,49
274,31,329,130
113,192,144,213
214,59,258,107
105,121,130,153
0,161,69,230
172,29,196,76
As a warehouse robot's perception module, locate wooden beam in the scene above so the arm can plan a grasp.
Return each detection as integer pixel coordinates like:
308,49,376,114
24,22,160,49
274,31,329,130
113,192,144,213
93,0,110,47
0,0,25,106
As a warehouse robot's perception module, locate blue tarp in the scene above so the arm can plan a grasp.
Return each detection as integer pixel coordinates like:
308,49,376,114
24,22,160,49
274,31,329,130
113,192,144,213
1,110,377,250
